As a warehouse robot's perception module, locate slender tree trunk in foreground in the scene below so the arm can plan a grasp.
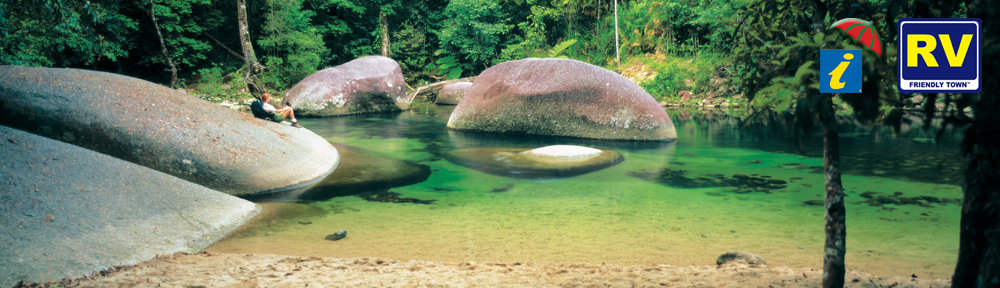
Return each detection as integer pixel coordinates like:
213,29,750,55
952,1,1000,286
149,0,177,88
379,10,390,57
237,0,266,98
819,94,846,288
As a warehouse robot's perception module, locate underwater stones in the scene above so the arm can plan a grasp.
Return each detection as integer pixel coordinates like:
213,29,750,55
732,187,753,194
630,169,791,192
853,191,954,208
446,58,677,141
284,56,406,116
716,250,767,266
359,190,436,204
289,144,432,201
446,146,623,178
0,126,260,287
435,82,472,105
915,196,942,203
0,66,340,196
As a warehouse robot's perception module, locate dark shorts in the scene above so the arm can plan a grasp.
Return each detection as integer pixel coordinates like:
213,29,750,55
268,112,284,122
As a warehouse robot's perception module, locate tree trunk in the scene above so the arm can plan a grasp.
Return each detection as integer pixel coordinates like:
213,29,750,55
613,0,619,66
818,94,846,288
237,0,265,98
952,0,1000,286
149,0,177,88
379,10,390,57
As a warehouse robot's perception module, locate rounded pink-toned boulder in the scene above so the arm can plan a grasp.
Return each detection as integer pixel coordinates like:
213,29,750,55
435,82,472,105
447,58,676,141
284,56,406,116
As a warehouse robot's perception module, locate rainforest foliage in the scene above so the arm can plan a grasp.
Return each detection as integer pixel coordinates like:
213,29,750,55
0,0,751,99
0,0,977,109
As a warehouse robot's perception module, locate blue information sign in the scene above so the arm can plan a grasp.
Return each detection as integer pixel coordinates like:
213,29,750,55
820,50,862,94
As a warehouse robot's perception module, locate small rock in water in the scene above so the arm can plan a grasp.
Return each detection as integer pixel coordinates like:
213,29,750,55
326,230,347,241
491,183,515,193
716,250,767,265
803,200,824,206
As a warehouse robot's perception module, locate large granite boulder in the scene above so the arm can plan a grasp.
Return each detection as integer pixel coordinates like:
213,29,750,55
447,58,677,141
0,126,261,287
0,66,340,196
435,82,472,105
284,56,407,116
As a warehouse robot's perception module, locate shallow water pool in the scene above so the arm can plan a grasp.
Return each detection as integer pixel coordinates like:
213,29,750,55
209,106,963,278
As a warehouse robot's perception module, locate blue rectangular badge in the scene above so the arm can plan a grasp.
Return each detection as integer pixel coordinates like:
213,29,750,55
820,50,862,93
897,18,981,93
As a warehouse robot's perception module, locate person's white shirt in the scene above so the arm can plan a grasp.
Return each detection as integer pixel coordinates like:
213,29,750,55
262,102,276,113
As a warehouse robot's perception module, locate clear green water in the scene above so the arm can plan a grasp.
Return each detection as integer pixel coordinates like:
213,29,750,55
209,106,963,278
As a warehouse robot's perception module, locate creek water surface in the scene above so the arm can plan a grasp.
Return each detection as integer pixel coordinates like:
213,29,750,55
208,106,963,278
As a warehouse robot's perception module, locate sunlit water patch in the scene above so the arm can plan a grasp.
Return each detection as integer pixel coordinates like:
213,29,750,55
209,106,962,278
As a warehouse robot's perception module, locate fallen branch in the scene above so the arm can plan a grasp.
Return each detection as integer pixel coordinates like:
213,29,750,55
203,32,245,61
405,77,477,103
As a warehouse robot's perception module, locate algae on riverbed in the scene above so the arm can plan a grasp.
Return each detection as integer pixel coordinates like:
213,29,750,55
209,107,962,279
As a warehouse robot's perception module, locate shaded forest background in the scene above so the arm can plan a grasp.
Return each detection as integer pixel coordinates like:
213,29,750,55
0,0,747,101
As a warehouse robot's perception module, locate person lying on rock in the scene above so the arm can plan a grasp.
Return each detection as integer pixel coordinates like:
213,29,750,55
251,93,302,128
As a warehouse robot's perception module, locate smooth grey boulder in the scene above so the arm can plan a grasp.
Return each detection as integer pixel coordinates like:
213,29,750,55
0,66,340,196
716,250,767,265
435,82,472,105
447,58,677,141
0,126,261,287
284,56,407,116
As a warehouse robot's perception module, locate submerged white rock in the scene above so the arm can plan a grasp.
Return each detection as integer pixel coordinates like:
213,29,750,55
446,145,622,178
521,145,603,160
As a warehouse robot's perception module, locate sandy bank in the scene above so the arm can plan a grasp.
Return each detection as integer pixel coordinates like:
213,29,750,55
22,252,951,288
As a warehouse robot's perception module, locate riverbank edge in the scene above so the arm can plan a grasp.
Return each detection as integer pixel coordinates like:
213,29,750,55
16,252,952,288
